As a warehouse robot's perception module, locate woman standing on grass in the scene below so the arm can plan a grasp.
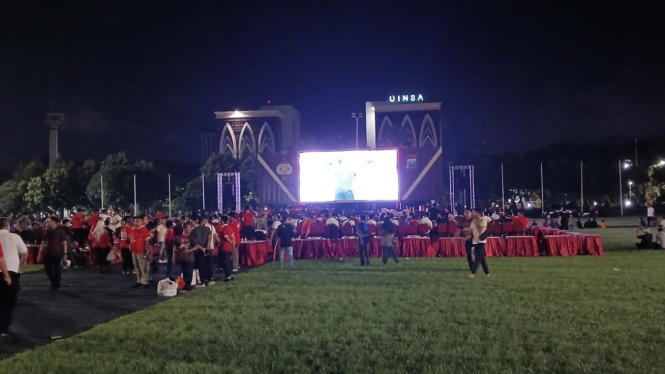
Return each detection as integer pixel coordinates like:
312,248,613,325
379,218,400,266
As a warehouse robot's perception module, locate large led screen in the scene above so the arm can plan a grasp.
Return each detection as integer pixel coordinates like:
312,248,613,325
299,150,399,202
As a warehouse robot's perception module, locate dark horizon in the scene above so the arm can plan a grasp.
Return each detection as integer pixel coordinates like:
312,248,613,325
2,1,664,167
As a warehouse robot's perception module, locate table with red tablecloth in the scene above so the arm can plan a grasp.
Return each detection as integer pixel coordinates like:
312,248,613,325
485,237,505,257
505,236,539,257
543,235,579,256
438,237,465,257
335,237,359,258
369,237,400,258
293,238,333,259
239,240,270,266
539,228,563,236
576,234,605,256
401,237,435,258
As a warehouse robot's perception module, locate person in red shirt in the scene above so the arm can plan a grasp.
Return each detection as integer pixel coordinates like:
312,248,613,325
88,209,100,232
218,215,235,282
71,209,85,247
300,214,313,239
240,206,255,241
88,219,114,273
131,217,151,288
174,223,195,293
228,213,241,272
118,218,134,275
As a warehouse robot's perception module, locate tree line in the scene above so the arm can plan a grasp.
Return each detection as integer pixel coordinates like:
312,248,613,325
0,152,258,216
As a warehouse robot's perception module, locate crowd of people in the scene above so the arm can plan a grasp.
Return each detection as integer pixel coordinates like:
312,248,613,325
0,203,503,339
635,215,665,250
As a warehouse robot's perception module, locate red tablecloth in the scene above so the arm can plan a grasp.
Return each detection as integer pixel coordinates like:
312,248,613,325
505,236,539,257
401,237,435,258
239,241,270,266
438,237,465,257
543,235,578,256
335,237,359,258
369,237,401,258
485,237,505,257
539,228,563,236
293,239,333,259
577,234,605,256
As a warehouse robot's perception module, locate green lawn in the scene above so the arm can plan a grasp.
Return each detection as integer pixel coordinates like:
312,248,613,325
19,265,43,274
2,253,664,373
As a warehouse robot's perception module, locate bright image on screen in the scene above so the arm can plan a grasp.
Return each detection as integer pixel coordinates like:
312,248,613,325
299,150,398,202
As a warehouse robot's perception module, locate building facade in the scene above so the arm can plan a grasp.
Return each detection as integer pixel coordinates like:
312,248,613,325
213,105,300,159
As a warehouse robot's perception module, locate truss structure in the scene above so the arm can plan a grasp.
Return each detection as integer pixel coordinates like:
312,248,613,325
217,172,241,213
448,165,475,212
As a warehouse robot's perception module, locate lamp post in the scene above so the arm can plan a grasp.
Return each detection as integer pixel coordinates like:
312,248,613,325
351,113,363,149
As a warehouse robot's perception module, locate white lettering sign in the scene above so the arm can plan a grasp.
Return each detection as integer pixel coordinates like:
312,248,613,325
388,94,424,103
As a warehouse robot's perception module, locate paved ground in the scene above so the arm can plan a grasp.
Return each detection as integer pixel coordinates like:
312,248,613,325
0,262,239,359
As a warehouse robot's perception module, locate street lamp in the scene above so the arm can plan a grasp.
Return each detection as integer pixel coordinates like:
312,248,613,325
628,180,633,198
659,160,665,166
351,113,363,149
619,160,632,216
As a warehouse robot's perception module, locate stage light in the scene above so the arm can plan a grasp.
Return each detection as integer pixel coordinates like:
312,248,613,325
231,110,243,118
593,201,597,206
625,200,632,207
660,160,665,166
628,180,633,186
527,203,532,208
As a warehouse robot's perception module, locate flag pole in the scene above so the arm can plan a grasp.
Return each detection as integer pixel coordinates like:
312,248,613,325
501,163,505,214
202,173,206,211
618,160,623,216
580,161,584,215
100,175,104,209
540,162,544,215
133,174,137,216
168,174,172,218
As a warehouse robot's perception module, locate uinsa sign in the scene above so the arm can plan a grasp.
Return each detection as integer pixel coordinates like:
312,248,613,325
389,94,424,103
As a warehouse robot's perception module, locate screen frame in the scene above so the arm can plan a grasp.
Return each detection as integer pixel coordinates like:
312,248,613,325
297,148,400,204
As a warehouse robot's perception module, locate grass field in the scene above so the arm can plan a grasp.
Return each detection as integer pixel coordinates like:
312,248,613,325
19,265,42,274
2,252,664,373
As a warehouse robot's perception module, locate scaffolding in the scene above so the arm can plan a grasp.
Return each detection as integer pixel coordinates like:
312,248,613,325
448,165,475,212
217,172,241,213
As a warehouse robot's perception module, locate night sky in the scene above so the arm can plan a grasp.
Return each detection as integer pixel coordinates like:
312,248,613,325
1,1,664,167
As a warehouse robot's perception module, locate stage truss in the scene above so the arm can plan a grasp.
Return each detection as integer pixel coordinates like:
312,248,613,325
217,172,241,213
449,165,475,212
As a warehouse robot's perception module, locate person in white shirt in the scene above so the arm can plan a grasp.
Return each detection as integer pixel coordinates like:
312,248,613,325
155,218,168,263
468,209,490,279
109,211,122,231
655,228,665,249
0,217,28,336
490,211,500,221
647,206,655,227
326,215,340,227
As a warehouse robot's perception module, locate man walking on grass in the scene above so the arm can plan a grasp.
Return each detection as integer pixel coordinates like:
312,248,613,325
277,216,296,270
37,217,68,290
468,209,490,279
190,217,214,287
131,217,151,288
0,217,28,338
218,215,235,281
357,215,370,266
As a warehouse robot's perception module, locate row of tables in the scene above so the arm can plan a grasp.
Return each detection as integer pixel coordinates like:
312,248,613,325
24,227,604,267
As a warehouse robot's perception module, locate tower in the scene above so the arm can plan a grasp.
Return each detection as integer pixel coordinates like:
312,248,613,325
45,112,64,166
